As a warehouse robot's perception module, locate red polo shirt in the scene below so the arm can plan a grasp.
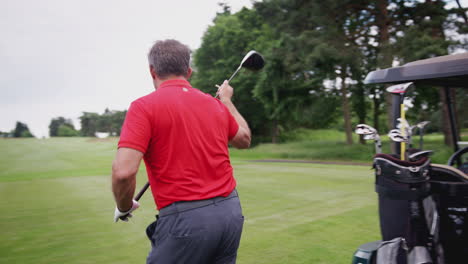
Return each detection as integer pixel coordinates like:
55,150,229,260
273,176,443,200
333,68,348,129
118,79,239,209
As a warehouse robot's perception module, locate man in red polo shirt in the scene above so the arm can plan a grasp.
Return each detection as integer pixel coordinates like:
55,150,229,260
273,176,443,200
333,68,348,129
112,39,251,264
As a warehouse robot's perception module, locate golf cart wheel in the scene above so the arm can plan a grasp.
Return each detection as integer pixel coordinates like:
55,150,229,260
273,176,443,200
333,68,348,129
447,146,468,174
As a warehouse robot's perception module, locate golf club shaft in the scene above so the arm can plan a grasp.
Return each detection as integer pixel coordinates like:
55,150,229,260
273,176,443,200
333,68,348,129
376,140,382,154
400,103,406,160
420,129,424,150
228,66,242,82
214,66,242,99
135,182,150,201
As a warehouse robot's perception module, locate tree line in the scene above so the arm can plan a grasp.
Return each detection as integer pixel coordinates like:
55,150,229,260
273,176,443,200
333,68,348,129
0,122,35,138
48,109,127,137
0,109,126,138
190,0,468,146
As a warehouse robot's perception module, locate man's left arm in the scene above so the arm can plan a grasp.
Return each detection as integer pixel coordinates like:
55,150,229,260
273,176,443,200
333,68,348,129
112,147,144,222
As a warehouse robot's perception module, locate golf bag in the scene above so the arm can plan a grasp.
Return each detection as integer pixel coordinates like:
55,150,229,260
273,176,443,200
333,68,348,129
373,153,434,263
429,164,468,264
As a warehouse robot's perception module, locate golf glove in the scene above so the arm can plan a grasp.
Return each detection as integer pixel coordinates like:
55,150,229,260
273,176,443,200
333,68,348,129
114,200,140,222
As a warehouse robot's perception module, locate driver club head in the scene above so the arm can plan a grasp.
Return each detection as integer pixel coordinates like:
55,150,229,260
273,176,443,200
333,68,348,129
240,50,265,71
386,82,414,94
216,50,265,98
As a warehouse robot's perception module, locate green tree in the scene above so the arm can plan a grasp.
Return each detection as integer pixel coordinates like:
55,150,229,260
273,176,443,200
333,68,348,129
79,109,126,137
109,110,127,136
49,117,76,137
13,122,34,138
97,108,127,136
79,112,100,137
255,0,376,144
57,125,80,137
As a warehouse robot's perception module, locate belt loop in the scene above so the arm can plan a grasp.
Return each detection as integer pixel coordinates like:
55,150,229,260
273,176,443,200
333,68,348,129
173,202,180,214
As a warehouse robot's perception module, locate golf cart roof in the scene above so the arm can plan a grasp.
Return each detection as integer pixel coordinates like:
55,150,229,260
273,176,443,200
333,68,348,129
364,52,468,88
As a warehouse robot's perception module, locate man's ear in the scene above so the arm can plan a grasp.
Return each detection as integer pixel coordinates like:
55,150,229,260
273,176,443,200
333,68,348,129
187,67,193,79
149,65,157,80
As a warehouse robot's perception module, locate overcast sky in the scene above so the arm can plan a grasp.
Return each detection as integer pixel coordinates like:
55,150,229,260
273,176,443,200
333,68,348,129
0,0,253,137
1,0,467,138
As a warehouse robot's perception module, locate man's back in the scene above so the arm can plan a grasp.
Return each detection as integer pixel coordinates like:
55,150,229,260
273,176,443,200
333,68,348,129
119,79,239,209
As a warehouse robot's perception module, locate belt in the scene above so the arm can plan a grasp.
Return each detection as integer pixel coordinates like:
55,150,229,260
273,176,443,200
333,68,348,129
158,189,238,217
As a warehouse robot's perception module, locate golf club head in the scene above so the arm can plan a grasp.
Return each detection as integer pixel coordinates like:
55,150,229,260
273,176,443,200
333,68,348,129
386,82,414,94
355,124,377,135
396,118,411,134
388,129,408,143
416,121,430,129
240,50,265,71
363,134,377,140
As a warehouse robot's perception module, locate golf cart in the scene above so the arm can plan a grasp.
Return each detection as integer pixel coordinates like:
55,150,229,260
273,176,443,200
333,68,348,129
352,52,468,264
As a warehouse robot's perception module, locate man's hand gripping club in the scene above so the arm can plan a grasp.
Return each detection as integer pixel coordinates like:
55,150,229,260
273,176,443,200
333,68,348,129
114,200,140,222
216,80,252,149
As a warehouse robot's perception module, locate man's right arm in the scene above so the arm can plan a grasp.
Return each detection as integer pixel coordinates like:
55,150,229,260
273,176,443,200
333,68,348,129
217,80,251,149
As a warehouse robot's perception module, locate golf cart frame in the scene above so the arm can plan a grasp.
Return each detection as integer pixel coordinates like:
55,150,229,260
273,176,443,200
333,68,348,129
364,52,468,168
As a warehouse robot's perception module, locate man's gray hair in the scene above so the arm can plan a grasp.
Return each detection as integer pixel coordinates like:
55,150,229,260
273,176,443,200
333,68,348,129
148,39,191,79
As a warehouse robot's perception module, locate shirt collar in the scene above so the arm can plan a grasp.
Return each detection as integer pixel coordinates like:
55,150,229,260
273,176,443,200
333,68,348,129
158,79,192,89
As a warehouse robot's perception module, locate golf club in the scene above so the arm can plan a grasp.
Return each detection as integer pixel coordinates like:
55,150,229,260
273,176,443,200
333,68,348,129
386,82,414,160
408,125,417,148
416,121,430,149
355,124,382,154
134,182,150,201
397,118,412,151
388,129,409,144
215,50,265,98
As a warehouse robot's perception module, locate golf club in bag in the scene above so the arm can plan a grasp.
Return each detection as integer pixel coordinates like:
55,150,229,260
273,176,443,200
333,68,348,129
386,82,414,160
416,121,430,150
355,124,382,154
125,51,265,219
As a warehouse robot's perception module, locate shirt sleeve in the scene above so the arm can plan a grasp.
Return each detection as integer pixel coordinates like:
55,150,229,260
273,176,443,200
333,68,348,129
227,109,239,141
118,101,152,154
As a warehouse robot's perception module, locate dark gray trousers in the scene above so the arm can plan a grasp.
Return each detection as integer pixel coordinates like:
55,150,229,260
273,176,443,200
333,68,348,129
146,190,244,264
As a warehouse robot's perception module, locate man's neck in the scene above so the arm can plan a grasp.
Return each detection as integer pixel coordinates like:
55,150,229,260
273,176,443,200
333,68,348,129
155,75,187,89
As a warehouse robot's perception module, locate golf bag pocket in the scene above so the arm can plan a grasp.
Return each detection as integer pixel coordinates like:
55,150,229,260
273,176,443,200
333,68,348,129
373,154,431,249
376,237,408,264
430,165,468,264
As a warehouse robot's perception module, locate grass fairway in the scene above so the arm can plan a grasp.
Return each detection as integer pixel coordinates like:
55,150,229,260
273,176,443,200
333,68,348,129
0,138,380,263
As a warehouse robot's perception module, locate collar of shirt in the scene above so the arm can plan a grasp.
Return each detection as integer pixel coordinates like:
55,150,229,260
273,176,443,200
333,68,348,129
158,79,192,89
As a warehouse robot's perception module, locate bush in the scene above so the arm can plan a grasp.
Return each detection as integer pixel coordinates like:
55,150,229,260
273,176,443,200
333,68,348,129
57,125,80,137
